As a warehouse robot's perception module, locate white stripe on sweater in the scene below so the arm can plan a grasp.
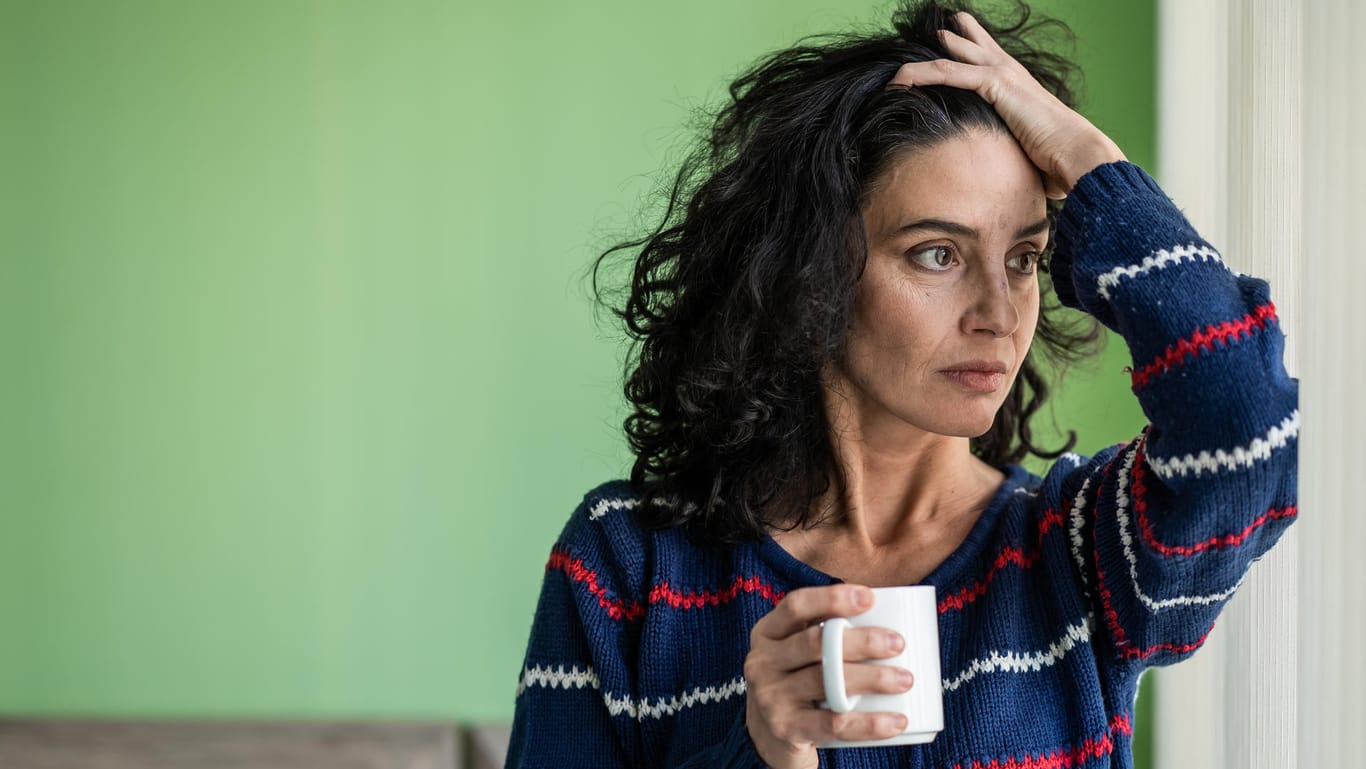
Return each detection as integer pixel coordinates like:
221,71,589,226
1113,443,1250,612
1096,243,1225,300
589,497,638,520
1146,410,1299,479
589,495,696,521
1067,474,1095,592
941,619,1092,692
516,664,747,721
603,676,747,721
516,663,602,697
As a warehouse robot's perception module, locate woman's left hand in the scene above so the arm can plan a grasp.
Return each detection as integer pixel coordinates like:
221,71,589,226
888,11,1125,199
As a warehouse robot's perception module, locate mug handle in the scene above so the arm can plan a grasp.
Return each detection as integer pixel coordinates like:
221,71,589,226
821,617,859,713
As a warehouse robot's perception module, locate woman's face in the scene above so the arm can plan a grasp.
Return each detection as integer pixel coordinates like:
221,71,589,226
831,129,1046,443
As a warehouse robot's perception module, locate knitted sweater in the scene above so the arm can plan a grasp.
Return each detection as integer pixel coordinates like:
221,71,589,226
505,162,1299,769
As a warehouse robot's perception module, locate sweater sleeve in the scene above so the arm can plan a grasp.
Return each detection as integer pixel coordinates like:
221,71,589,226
505,488,767,769
1044,161,1299,669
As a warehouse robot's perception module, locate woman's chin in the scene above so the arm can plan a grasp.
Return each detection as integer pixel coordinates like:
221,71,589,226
917,413,1001,440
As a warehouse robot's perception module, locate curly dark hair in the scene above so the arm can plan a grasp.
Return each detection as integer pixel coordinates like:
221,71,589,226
593,0,1103,547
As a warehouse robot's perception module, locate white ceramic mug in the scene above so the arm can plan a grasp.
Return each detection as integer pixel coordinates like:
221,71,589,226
818,585,944,748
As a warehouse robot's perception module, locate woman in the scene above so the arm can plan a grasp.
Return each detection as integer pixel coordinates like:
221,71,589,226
507,2,1298,767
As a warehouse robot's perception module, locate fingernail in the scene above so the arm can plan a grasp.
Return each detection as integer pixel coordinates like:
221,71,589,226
888,632,905,652
853,588,873,608
888,713,909,731
897,669,915,688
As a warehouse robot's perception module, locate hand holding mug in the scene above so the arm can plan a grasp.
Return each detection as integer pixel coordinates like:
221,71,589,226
744,585,914,769
818,586,943,748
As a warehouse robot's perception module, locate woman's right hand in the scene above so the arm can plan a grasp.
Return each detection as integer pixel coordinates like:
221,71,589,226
744,585,914,769
888,11,1125,199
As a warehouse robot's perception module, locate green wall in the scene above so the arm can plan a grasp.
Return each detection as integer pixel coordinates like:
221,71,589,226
0,0,1152,752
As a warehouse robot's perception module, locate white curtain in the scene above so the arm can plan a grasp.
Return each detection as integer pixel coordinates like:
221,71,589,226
1156,0,1366,766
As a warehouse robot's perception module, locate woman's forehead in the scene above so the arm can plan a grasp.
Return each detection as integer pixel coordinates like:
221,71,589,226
863,133,1047,238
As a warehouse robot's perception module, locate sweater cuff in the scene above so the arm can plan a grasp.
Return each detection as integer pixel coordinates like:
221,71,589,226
1050,162,1160,310
1048,161,1203,328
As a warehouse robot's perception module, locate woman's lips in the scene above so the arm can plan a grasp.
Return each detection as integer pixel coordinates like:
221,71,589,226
941,370,1006,392
940,360,1009,392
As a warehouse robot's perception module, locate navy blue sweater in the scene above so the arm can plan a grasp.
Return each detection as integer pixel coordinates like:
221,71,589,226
506,162,1299,768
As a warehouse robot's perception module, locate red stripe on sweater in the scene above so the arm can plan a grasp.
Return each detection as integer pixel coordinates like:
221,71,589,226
1130,302,1277,390
949,713,1132,769
1089,456,1137,653
1040,506,1067,536
547,549,646,621
650,576,786,609
1093,560,1132,654
939,508,1063,614
1123,627,1215,660
1131,441,1299,556
549,549,787,621
940,546,1034,613
1089,449,1218,661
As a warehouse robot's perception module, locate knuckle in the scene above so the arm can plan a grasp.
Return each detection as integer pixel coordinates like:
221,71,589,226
932,58,956,74
854,628,883,657
1047,146,1070,178
803,625,824,657
781,588,810,617
998,67,1020,92
850,628,888,660
770,714,798,742
748,682,780,714
742,655,763,682
829,712,857,737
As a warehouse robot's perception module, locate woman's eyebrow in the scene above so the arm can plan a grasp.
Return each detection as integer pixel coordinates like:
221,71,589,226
1015,217,1051,239
894,218,979,238
893,216,1051,240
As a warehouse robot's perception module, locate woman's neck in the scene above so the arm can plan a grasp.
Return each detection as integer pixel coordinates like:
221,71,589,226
809,375,1004,551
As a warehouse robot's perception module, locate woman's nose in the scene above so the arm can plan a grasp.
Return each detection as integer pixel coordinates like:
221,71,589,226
963,271,1019,337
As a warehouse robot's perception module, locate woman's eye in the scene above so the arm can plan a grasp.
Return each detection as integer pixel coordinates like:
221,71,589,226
908,245,955,271
1007,250,1041,274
